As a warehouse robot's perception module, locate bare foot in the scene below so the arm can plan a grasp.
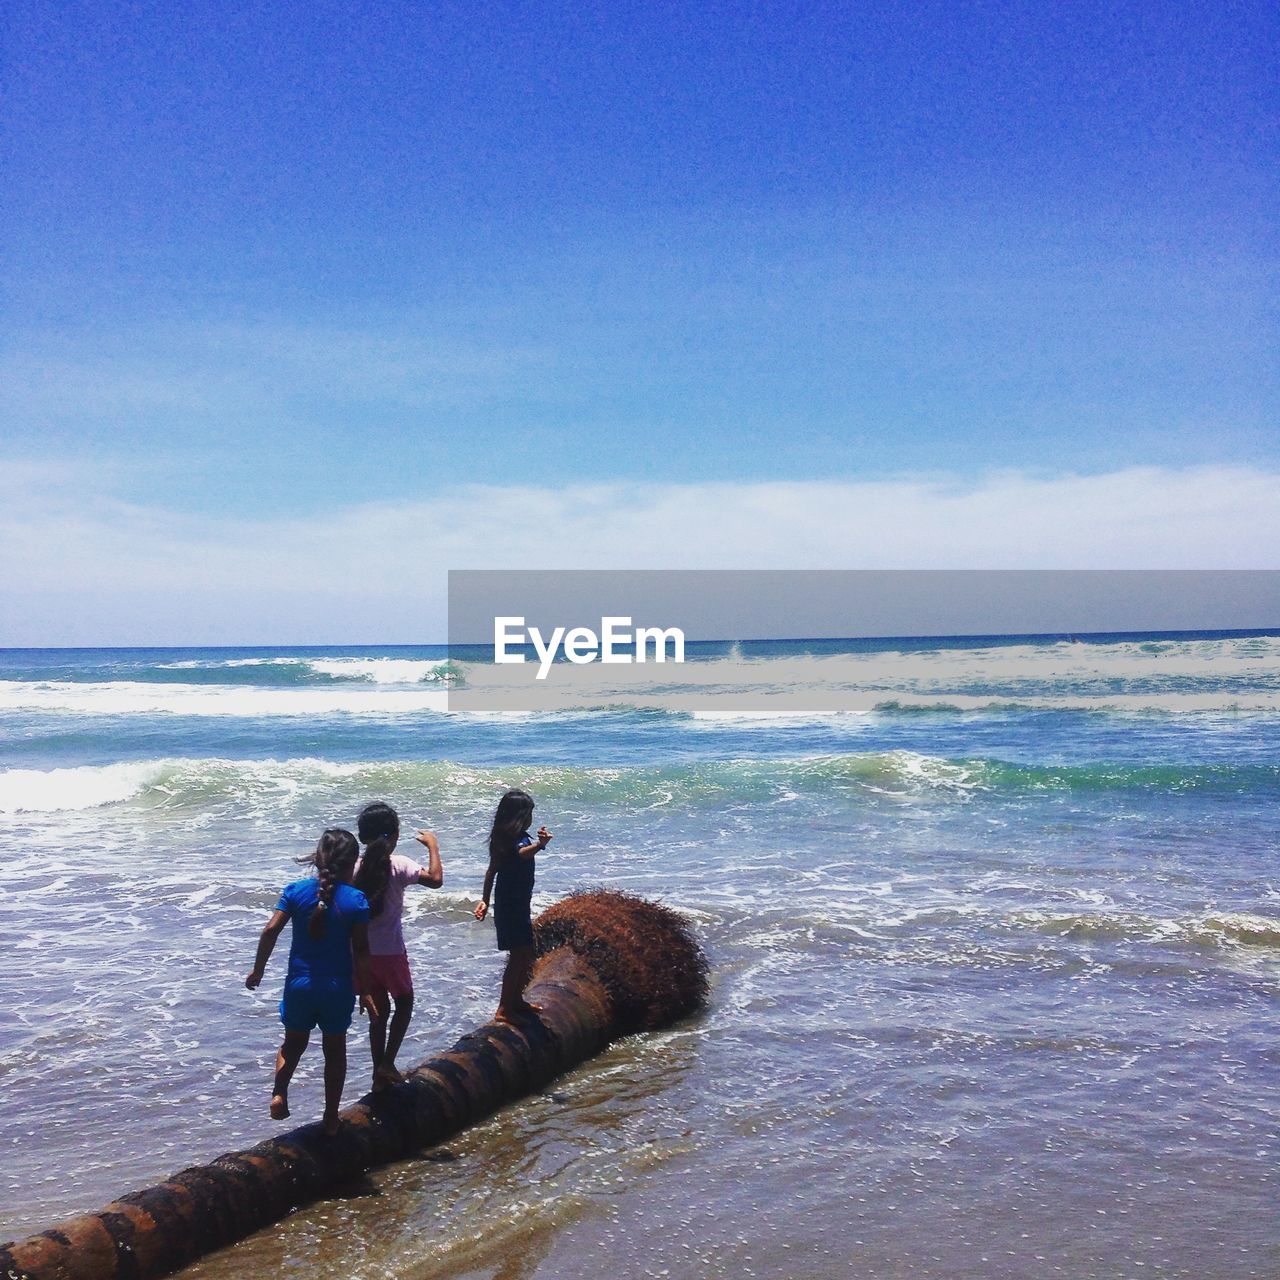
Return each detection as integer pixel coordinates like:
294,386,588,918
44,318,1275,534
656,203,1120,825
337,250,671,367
322,1111,341,1137
495,1001,541,1024
374,1064,405,1088
270,1094,290,1120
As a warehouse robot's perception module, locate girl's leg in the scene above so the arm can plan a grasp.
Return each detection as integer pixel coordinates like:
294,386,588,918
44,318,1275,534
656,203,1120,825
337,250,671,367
368,990,391,1078
271,1030,309,1120
496,945,537,1021
320,1033,347,1135
379,992,415,1082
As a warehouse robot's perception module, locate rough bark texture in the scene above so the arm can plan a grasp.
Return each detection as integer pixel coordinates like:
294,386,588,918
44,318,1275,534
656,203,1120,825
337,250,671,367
1,891,707,1280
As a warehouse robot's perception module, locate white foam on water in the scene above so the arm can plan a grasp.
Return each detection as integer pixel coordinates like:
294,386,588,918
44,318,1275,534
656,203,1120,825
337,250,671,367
689,709,872,722
0,756,377,815
155,657,309,670
866,749,987,795
153,655,459,683
0,680,452,717
307,657,457,684
0,762,167,814
1199,913,1280,948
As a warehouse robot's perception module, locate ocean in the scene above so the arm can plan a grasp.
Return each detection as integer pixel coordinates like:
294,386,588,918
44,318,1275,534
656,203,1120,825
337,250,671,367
1,634,1277,1279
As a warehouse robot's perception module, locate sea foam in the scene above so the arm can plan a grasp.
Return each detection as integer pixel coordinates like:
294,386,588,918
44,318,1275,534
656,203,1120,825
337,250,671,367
0,763,167,814
0,681,451,717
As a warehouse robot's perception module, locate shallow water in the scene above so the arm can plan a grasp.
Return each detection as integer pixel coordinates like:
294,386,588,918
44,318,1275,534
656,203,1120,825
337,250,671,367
1,637,1278,1278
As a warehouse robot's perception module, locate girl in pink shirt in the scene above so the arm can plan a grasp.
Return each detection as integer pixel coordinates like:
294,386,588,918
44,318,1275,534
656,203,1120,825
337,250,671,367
353,801,444,1089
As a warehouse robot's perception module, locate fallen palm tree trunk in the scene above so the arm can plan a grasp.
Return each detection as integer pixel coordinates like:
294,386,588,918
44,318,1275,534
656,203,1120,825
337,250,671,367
1,890,708,1280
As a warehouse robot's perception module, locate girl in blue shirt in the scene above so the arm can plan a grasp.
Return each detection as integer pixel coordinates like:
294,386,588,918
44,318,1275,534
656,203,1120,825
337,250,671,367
246,828,377,1135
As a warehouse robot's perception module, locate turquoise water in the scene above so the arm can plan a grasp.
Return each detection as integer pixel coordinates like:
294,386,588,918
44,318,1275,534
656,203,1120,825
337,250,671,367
1,636,1278,1278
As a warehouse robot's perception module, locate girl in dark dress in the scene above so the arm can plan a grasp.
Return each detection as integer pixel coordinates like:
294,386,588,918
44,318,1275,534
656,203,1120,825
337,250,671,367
474,788,552,1022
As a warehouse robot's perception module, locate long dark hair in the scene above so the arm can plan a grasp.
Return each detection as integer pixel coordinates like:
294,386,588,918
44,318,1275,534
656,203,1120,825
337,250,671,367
354,800,399,919
488,788,534,860
300,828,359,939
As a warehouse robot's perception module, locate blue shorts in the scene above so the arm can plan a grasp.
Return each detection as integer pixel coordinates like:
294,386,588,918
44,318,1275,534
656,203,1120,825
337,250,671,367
493,896,534,951
280,976,355,1036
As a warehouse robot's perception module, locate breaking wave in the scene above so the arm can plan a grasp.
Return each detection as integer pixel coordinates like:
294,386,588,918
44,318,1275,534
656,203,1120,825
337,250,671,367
0,681,452,718
2,751,1275,815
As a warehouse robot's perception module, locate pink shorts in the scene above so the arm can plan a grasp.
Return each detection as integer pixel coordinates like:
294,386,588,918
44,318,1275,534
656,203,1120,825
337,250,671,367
366,952,413,1000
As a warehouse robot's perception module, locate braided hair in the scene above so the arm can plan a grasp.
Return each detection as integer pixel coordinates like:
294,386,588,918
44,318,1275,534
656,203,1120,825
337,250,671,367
302,828,359,939
353,801,400,919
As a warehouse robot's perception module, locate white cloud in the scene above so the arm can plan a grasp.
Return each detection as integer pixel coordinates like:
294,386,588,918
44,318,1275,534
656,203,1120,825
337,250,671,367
0,323,551,426
2,464,1277,644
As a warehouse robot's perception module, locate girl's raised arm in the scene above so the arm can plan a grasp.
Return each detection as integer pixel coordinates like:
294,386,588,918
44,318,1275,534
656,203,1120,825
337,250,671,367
517,826,552,860
413,829,444,888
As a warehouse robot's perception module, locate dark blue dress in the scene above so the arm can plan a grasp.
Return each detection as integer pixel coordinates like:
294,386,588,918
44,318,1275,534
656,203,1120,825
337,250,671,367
493,833,535,950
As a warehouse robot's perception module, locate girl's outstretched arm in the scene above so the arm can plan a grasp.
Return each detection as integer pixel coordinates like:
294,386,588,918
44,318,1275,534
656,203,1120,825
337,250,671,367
413,829,444,888
245,909,289,989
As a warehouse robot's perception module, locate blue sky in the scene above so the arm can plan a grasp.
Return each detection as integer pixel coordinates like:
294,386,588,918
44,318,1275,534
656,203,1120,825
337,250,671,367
2,1,1277,639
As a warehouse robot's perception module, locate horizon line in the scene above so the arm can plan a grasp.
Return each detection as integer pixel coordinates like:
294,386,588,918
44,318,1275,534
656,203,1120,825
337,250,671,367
4,625,1280,653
